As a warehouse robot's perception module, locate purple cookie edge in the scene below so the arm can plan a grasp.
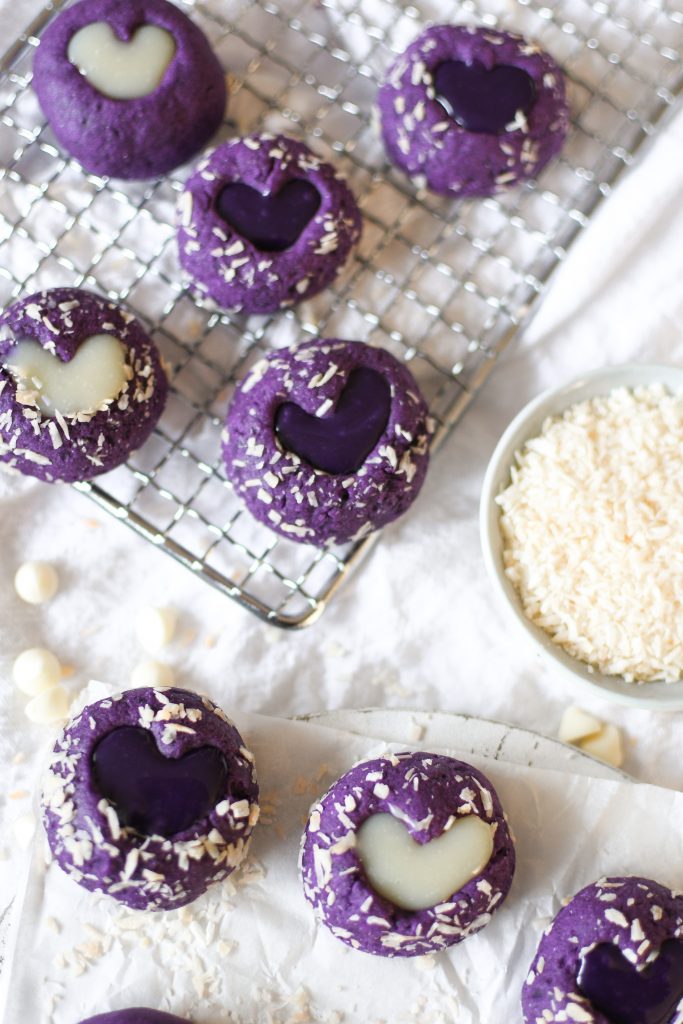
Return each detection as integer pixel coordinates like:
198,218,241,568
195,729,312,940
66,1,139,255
177,133,362,314
300,750,516,958
0,287,168,483
378,24,569,198
80,1011,190,1024
41,686,259,912
222,338,432,546
33,0,227,180
521,875,683,1024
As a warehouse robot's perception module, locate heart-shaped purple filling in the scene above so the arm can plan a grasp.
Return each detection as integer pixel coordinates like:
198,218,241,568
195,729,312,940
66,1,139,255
92,726,228,837
433,60,536,134
578,940,683,1024
274,366,391,475
215,179,321,252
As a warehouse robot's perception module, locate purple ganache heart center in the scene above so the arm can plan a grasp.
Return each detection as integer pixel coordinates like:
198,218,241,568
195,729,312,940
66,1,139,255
92,726,228,837
215,179,321,252
433,60,536,134
274,366,392,476
578,940,683,1024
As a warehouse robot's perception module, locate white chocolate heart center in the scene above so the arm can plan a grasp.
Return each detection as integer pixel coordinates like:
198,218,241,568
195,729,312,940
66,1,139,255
67,22,176,101
356,812,494,911
5,334,129,417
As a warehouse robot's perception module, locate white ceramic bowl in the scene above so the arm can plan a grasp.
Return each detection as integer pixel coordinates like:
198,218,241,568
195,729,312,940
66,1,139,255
479,363,683,711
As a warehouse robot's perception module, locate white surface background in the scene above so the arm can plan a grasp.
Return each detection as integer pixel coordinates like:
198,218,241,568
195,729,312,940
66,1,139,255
1,0,683,957
3,709,683,1024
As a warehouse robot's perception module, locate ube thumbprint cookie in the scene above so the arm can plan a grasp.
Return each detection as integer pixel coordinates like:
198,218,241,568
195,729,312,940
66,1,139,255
522,876,683,1024
378,25,569,198
0,288,167,483
177,133,362,314
222,339,432,546
42,686,259,911
81,1013,189,1024
33,0,226,179
300,751,515,957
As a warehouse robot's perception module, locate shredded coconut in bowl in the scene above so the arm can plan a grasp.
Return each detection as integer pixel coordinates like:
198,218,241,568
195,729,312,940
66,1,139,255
496,383,683,684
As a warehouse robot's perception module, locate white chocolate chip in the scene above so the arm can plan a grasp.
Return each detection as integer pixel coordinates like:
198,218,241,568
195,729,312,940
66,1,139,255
557,707,625,769
25,685,69,724
558,706,603,745
11,812,36,850
130,659,176,688
14,561,58,604
135,606,178,653
579,723,624,769
12,647,62,695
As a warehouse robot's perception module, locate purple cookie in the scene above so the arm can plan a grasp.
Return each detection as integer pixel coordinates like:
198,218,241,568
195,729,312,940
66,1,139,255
522,876,683,1024
177,133,362,314
0,287,167,483
81,1013,188,1024
378,25,569,197
42,686,259,911
33,0,226,179
300,751,516,957
222,338,432,546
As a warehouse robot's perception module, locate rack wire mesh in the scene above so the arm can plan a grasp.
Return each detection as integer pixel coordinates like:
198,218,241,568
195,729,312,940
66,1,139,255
0,0,681,626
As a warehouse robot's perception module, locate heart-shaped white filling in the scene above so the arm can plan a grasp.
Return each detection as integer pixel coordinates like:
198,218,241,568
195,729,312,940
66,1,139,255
5,334,129,417
67,22,176,101
356,812,494,911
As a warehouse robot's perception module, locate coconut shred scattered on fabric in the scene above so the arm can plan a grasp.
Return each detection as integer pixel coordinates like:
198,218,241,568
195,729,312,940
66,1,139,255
496,383,683,683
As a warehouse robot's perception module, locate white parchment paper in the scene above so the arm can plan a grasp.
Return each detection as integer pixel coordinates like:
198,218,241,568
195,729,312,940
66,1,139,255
3,709,683,1024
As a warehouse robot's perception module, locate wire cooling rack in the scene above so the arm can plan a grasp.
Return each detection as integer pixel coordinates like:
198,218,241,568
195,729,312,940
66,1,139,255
0,0,681,627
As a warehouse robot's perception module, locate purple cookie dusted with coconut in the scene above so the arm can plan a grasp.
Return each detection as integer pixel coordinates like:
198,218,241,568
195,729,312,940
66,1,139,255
177,133,362,314
300,751,515,957
522,876,683,1024
81,1013,189,1024
33,0,226,179
378,25,569,198
42,686,259,912
0,287,167,483
222,338,432,546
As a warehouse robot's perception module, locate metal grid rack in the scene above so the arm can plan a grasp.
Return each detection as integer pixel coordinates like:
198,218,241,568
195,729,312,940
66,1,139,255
0,0,681,627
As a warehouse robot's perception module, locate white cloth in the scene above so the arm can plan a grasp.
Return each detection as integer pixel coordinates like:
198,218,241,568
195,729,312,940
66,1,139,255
4,709,683,1024
1,0,683,935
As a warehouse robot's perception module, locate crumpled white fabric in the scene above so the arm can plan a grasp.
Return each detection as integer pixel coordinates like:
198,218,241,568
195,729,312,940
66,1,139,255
4,709,683,1024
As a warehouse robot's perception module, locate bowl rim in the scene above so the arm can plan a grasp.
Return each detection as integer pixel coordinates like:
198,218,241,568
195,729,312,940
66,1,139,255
479,362,683,711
